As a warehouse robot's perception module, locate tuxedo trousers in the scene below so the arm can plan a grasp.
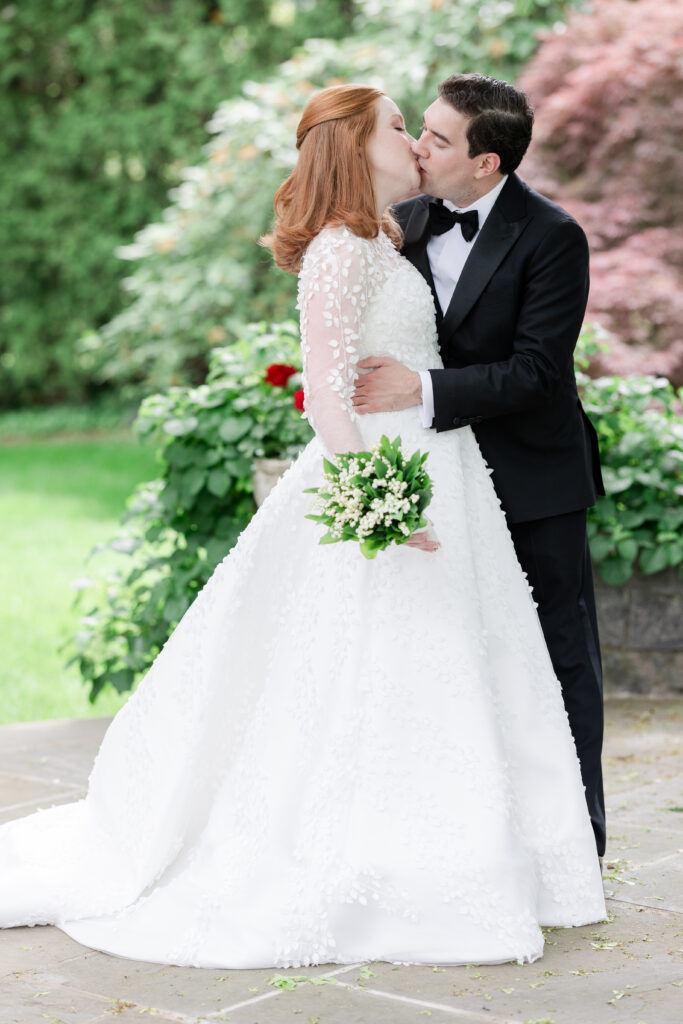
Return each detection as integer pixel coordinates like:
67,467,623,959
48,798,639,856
508,509,606,857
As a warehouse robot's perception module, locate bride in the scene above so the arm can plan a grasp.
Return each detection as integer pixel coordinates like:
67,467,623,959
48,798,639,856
0,84,605,969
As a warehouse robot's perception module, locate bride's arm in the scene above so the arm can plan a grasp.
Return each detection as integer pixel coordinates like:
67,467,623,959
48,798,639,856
298,229,368,458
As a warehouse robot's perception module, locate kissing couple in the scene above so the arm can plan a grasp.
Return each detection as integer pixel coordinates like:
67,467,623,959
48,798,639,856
0,73,607,969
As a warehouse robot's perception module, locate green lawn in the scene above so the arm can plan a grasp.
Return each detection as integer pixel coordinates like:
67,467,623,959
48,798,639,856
0,433,160,724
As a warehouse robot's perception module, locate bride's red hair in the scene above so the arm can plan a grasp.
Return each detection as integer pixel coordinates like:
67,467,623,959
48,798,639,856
265,84,402,273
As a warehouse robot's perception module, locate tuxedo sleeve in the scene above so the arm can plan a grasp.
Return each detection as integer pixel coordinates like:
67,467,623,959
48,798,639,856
429,220,589,430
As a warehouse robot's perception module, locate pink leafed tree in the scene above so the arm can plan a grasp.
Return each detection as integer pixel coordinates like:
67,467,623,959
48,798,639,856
518,0,683,384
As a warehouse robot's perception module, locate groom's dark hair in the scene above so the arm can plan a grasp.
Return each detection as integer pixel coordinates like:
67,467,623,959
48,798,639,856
438,74,534,175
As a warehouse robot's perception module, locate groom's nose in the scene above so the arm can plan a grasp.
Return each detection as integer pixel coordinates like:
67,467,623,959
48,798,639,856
411,134,427,158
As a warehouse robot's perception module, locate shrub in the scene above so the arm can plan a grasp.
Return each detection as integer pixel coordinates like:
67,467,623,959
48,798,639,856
578,327,683,585
69,321,313,701
518,0,683,384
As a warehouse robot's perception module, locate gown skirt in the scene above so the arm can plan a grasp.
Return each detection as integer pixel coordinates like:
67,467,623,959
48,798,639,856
0,406,606,968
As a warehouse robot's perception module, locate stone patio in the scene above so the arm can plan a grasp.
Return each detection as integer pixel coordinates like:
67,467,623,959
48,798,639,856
0,696,681,1024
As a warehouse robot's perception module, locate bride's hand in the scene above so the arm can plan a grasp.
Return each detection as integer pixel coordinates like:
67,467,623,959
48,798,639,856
405,523,440,553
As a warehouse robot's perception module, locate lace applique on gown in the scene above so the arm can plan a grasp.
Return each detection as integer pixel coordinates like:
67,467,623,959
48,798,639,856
0,225,605,969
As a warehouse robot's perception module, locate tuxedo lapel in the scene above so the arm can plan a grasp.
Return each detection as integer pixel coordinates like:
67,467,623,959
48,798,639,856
411,242,443,323
400,194,430,246
400,196,444,322
439,174,532,342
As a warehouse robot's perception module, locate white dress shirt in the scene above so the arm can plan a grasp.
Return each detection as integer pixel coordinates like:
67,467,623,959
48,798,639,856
418,175,508,428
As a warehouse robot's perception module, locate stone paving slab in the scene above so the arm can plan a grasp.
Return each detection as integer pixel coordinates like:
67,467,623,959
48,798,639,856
0,925,89,978
0,697,681,1024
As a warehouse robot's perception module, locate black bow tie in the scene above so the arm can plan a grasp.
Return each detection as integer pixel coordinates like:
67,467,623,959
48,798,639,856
427,201,479,242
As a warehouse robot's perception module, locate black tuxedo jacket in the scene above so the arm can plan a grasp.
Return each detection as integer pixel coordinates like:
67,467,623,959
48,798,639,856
394,173,605,524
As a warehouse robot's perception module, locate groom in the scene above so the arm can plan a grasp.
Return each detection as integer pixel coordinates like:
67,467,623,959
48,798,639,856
353,73,606,858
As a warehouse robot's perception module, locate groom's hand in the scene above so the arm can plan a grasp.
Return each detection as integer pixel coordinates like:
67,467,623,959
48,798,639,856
352,356,422,414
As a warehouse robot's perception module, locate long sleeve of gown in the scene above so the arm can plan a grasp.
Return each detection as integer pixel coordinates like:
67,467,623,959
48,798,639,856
297,227,369,458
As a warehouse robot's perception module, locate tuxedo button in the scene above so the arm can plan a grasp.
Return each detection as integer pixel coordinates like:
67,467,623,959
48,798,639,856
452,418,461,427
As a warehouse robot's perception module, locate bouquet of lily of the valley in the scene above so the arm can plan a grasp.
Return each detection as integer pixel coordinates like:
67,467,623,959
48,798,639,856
304,435,434,560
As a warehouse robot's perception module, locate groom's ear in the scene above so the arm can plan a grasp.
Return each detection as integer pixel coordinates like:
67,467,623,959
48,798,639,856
474,152,501,178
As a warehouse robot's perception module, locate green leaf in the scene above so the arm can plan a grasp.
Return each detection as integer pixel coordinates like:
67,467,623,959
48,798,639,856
416,489,433,514
619,510,648,529
225,456,252,477
106,667,135,694
207,468,231,498
589,534,615,562
616,538,638,562
659,508,683,530
639,546,669,574
163,416,199,437
603,473,632,495
169,443,199,468
206,537,230,565
360,539,380,559
183,466,206,497
215,514,240,538
595,497,618,519
160,484,180,511
218,417,251,443
663,541,683,567
163,595,189,623
600,556,633,586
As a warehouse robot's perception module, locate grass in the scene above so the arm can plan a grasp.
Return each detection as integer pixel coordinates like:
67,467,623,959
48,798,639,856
0,431,160,724
0,400,138,441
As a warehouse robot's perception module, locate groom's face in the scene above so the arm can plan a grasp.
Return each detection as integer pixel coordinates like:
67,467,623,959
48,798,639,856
412,98,489,207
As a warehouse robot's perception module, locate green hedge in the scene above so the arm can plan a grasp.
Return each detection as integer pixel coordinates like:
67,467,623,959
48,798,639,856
0,0,355,406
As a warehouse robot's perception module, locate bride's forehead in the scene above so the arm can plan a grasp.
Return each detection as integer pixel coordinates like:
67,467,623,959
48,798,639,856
376,95,402,121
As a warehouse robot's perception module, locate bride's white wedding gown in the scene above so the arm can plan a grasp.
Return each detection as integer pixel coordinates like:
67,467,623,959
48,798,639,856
0,225,605,968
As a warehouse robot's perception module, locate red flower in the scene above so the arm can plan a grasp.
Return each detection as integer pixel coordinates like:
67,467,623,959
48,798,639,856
265,363,298,387
293,388,305,411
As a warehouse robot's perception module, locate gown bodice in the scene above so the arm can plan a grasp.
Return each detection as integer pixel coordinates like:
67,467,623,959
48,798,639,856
296,225,442,457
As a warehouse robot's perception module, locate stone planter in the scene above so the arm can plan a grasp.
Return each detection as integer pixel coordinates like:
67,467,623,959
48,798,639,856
251,457,292,507
595,567,683,694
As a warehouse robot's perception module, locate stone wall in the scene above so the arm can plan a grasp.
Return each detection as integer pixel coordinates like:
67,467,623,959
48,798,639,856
596,567,683,694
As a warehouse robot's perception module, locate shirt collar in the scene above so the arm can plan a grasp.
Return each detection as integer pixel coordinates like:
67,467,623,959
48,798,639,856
443,174,508,229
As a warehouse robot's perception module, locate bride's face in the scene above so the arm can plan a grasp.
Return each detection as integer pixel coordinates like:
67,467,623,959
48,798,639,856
365,96,421,209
